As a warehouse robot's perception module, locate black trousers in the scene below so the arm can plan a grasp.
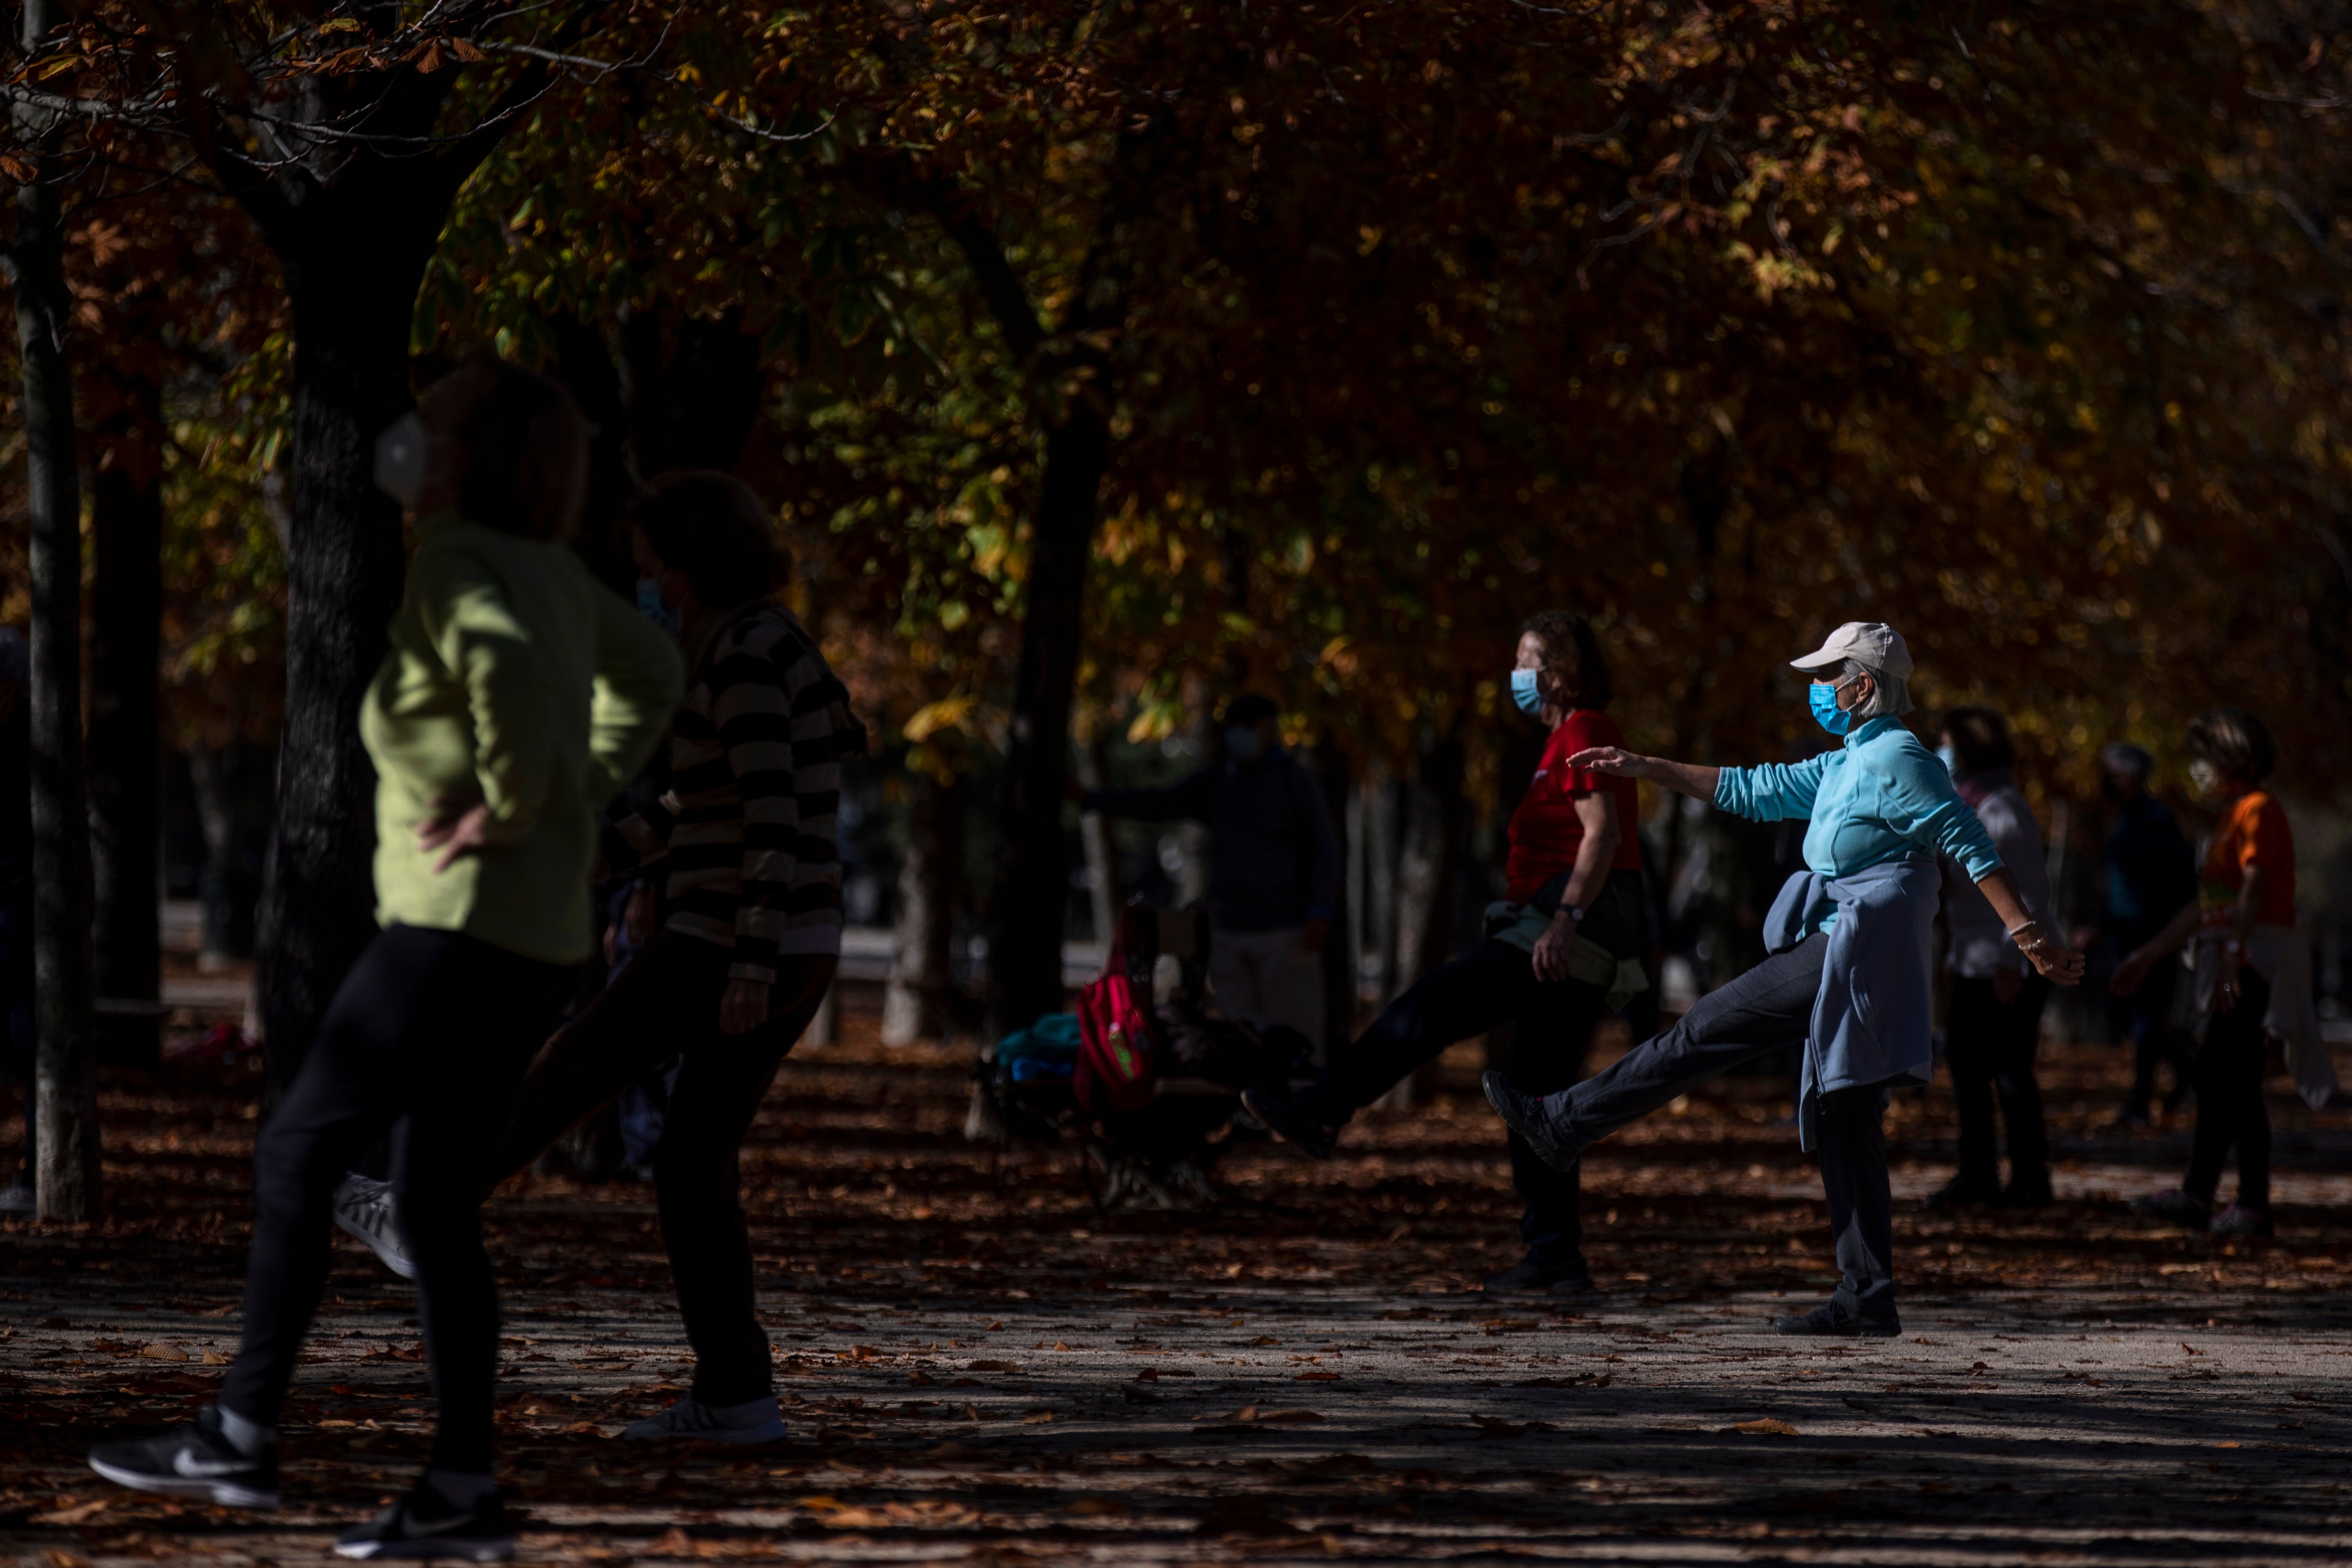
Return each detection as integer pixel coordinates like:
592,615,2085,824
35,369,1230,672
491,933,835,1406
1945,973,2052,1188
1309,872,1644,1274
223,927,569,1472
2184,968,2274,1210
2108,940,2192,1115
1547,933,1899,1323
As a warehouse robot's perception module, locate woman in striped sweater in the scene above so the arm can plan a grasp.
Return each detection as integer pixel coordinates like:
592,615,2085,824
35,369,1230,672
502,470,863,1443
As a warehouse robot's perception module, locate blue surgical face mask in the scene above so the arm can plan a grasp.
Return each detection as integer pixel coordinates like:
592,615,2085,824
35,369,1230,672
1935,743,1959,777
1509,668,1545,716
635,577,681,638
1225,726,1266,762
1808,678,1856,736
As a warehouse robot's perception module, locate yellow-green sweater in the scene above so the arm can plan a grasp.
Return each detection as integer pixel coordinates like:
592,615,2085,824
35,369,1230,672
360,510,684,964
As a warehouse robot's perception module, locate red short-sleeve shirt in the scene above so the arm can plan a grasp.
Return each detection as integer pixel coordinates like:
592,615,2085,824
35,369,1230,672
1505,709,1643,903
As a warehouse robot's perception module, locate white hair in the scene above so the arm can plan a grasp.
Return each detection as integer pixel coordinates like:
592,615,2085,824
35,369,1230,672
1841,657,1913,719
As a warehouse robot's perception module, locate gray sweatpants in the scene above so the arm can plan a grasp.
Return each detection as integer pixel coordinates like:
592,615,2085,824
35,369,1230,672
1547,933,1897,1323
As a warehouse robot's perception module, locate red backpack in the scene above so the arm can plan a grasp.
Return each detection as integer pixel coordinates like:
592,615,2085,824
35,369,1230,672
1073,967,1156,1115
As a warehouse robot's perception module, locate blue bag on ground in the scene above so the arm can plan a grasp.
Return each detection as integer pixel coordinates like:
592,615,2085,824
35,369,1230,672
994,1013,1081,1080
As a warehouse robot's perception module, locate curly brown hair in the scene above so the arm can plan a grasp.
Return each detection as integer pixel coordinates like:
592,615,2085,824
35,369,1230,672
1519,611,1613,711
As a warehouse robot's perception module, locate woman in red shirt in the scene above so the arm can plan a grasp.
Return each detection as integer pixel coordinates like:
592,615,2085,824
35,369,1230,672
2114,708,2292,1237
1244,612,1648,1295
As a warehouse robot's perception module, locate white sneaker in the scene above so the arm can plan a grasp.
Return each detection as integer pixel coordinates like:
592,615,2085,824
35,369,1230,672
331,1175,416,1280
621,1395,786,1445
0,1180,33,1214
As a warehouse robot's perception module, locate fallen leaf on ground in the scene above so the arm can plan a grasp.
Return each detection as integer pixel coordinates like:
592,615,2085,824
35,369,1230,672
966,1359,1020,1373
1735,1418,1799,1437
31,1499,108,1525
138,1344,184,1362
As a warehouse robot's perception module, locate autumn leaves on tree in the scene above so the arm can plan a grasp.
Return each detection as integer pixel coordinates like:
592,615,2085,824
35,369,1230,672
4,1,2351,1193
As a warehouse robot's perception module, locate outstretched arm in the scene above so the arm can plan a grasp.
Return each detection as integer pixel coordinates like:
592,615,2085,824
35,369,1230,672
1975,868,2085,985
1566,747,1720,803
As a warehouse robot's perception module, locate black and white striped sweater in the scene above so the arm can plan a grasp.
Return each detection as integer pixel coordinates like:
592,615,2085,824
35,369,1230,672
604,605,863,981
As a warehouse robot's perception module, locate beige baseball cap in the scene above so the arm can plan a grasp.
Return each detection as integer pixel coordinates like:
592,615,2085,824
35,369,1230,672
1790,621,1913,680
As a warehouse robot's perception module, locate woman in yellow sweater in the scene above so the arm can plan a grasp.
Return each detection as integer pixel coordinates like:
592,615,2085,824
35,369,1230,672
89,359,682,1561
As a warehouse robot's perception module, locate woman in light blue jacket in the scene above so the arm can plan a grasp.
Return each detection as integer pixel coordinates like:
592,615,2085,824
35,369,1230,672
1487,622,2082,1335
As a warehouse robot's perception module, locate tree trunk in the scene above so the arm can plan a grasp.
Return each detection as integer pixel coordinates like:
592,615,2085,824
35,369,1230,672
1362,762,1401,1004
883,768,965,1045
1382,735,1467,1111
9,0,99,1219
1310,735,1355,1066
545,311,639,595
1074,737,1120,950
1403,733,1469,984
251,260,431,1099
620,304,767,478
985,402,1112,1030
89,372,164,1067
188,741,269,963
204,40,549,1097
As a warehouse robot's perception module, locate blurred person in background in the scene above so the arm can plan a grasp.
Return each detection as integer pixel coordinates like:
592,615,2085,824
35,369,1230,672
2080,743,2198,1127
2119,710,2299,1238
1927,708,2057,1210
1241,612,1648,1297
0,630,29,1213
1083,692,1340,1049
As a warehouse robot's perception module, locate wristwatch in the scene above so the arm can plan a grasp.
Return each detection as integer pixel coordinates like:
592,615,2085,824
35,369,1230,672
1562,903,1586,923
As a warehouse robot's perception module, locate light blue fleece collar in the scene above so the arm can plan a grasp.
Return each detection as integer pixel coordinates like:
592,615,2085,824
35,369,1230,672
1842,715,1902,750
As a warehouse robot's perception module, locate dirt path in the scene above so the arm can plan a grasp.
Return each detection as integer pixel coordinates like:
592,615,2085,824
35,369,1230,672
7,1019,2351,1565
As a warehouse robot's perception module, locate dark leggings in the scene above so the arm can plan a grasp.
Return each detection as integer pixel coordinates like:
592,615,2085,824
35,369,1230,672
2184,968,2274,1211
1945,973,2051,1188
490,933,835,1406
2111,949,2192,1116
1309,871,1644,1274
223,927,569,1472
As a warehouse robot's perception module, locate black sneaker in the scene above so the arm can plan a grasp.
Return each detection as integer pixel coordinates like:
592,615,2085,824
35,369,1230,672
1481,1072,1579,1172
1772,1304,1900,1338
1485,1253,1595,1296
2130,1187,2211,1227
88,1405,280,1509
1238,1086,1339,1161
2210,1202,2274,1238
335,1483,513,1561
1923,1173,2002,1210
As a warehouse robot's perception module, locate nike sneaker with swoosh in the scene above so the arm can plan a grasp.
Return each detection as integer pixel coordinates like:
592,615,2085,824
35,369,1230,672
335,1483,513,1561
87,1405,280,1509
